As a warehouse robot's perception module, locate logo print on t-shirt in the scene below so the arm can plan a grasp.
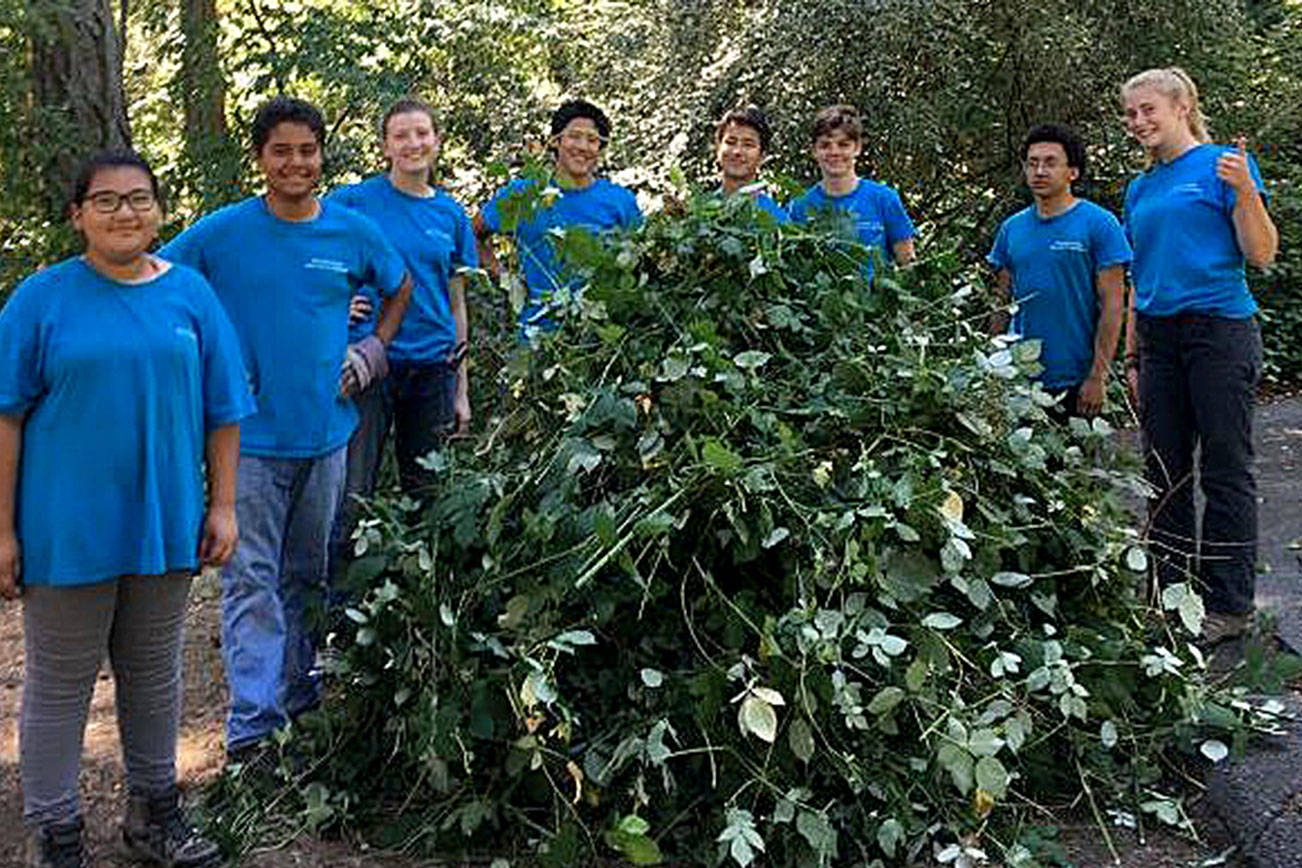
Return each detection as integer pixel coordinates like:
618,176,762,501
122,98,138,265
1049,240,1086,253
305,258,349,274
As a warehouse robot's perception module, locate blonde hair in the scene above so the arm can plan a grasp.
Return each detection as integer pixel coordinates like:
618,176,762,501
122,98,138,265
1121,67,1211,143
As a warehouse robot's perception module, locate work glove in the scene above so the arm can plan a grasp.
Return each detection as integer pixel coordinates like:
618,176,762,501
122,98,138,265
339,335,388,396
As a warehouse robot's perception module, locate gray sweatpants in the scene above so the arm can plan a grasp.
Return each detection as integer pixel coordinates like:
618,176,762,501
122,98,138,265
20,573,191,827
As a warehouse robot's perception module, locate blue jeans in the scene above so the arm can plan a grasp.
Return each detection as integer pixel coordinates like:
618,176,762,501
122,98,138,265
329,360,455,584
1138,313,1260,614
222,449,346,750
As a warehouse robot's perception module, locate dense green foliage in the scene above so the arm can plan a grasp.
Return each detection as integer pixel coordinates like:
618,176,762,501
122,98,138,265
242,198,1283,866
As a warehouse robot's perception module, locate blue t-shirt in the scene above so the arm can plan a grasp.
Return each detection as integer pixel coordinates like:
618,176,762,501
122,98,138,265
480,177,642,325
788,179,914,279
0,259,254,586
162,196,407,458
329,176,477,363
987,200,1133,389
1124,143,1266,318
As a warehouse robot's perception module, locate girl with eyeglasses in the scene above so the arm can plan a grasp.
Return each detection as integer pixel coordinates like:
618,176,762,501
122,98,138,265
0,151,253,867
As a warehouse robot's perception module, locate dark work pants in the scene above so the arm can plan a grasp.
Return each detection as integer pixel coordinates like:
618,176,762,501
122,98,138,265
329,360,456,584
1137,313,1260,614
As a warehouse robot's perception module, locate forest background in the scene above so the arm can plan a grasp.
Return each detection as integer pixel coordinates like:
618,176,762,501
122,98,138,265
2,0,1302,382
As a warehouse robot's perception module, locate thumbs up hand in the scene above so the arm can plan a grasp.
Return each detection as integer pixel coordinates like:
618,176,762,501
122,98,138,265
1216,135,1255,195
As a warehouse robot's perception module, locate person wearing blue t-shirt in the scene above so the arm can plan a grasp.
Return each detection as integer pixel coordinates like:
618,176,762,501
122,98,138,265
713,105,788,222
475,99,642,335
987,124,1131,418
327,97,478,586
162,98,412,762
788,104,915,282
1120,67,1278,643
1,152,253,867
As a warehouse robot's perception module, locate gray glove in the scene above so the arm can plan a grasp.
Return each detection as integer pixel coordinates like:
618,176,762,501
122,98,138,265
339,335,388,396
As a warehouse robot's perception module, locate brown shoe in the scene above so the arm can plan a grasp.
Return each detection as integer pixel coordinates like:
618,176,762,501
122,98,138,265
1203,609,1255,645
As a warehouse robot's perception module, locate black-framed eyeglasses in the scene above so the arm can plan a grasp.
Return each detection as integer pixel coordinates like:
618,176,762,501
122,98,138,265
84,189,156,214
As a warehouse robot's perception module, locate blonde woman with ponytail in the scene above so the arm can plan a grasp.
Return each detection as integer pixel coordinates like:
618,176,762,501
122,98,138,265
1120,67,1278,643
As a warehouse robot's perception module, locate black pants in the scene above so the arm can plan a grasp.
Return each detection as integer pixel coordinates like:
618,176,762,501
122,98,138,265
1137,313,1260,614
329,359,456,585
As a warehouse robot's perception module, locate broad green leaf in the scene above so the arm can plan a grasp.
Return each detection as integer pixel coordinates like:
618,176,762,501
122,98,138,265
1004,714,1028,753
879,634,908,656
975,756,1009,798
738,695,778,743
702,439,744,473
1178,592,1206,635
968,728,1003,757
922,612,962,630
938,743,974,794
991,571,1032,588
605,827,662,864
733,350,772,370
796,810,838,858
788,717,815,763
876,818,903,858
868,686,905,715
905,659,929,691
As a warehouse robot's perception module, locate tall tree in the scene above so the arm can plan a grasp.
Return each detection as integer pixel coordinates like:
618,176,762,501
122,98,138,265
27,0,131,216
179,0,240,208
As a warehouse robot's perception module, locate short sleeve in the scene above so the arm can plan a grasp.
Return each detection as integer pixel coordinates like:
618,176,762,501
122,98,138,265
986,221,1010,272
453,205,479,270
1091,209,1133,271
619,187,643,229
478,184,511,234
0,278,47,416
882,188,915,245
1122,179,1139,246
191,275,255,429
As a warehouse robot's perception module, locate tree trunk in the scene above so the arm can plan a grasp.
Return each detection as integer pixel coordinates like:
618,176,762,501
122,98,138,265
180,0,240,208
27,0,131,217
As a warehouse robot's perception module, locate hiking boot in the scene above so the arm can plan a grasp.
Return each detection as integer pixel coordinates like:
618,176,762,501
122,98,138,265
121,785,222,867
25,817,86,868
1204,609,1255,645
